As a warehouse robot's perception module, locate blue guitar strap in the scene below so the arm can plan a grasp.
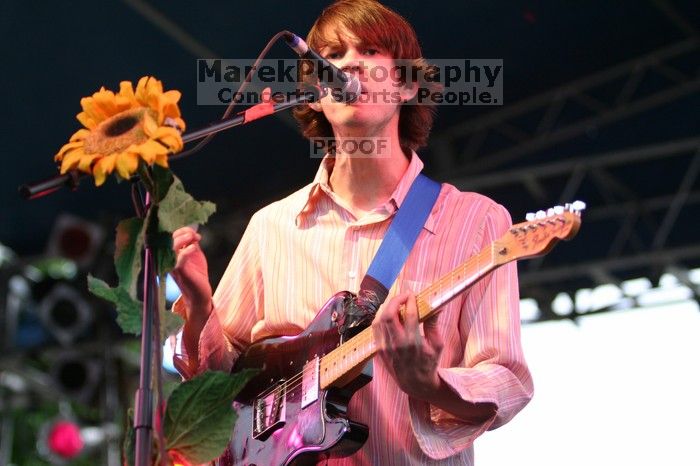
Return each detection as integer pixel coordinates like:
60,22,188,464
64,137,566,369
348,173,440,326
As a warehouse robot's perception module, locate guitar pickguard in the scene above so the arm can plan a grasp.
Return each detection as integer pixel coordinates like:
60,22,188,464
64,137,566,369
221,291,371,466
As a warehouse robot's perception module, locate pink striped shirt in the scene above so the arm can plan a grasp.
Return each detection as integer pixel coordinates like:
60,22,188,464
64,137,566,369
174,152,533,465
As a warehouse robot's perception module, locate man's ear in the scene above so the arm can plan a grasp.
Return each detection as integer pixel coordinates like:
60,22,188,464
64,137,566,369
399,80,419,104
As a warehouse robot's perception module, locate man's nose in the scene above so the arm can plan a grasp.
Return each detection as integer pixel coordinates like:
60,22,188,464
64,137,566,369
338,50,363,76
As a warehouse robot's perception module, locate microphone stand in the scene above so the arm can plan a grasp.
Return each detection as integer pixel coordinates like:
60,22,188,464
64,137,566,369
130,184,158,466
18,91,318,466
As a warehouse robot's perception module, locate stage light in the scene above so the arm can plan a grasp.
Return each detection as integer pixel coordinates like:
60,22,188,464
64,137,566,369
552,292,574,316
37,283,93,346
519,298,541,322
621,277,652,297
49,351,101,403
46,420,84,460
37,416,120,464
46,214,105,269
589,284,623,312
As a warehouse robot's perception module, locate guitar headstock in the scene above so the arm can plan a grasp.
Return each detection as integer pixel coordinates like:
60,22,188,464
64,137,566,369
493,201,585,266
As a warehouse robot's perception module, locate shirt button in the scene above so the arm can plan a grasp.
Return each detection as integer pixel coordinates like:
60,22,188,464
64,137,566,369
348,271,357,279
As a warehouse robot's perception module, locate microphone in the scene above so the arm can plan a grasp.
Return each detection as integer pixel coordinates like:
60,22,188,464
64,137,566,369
284,32,362,103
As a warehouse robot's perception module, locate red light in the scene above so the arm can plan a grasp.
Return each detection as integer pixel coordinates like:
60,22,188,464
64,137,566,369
169,450,192,466
47,420,84,459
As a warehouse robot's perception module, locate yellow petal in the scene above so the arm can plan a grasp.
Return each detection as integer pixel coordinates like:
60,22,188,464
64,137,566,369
143,111,159,138
133,139,168,165
135,76,163,107
153,126,183,153
161,89,181,105
159,90,182,121
118,81,136,101
134,77,148,102
93,166,107,186
77,153,101,172
59,148,86,173
69,128,91,142
76,111,97,130
55,141,84,162
114,81,137,113
92,88,120,119
115,152,139,179
154,151,169,168
92,154,117,186
80,95,108,126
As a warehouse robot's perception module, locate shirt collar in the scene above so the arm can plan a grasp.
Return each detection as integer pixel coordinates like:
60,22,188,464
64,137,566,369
295,151,439,234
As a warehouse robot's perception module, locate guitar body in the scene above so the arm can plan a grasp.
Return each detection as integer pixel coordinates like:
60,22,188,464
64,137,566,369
218,292,372,466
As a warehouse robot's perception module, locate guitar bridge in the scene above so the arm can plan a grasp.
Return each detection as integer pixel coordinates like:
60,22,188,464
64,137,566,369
252,381,287,439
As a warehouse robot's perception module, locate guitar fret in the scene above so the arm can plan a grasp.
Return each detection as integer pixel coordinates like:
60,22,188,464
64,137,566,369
320,249,496,389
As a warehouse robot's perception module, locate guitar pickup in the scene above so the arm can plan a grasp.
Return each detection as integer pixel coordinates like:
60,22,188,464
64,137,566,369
252,381,286,439
301,358,319,409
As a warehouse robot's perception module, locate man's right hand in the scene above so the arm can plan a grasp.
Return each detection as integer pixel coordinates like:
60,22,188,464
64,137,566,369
171,226,213,323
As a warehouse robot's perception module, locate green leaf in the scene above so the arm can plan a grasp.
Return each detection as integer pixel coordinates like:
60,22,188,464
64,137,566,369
151,164,175,203
163,370,258,464
88,275,143,335
114,217,145,297
157,175,216,233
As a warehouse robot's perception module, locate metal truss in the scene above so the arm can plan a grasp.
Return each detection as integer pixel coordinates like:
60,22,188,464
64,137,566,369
431,38,700,177
455,137,700,319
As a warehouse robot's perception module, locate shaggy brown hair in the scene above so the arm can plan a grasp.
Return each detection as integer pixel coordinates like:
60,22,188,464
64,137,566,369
292,0,439,154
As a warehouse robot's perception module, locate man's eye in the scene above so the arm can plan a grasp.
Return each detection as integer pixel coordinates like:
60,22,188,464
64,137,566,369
363,49,379,56
327,52,341,59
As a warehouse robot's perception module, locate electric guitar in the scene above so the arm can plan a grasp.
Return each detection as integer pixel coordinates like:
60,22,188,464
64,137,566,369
217,202,585,466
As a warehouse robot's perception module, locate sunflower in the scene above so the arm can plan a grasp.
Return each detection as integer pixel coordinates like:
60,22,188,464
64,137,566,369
55,76,186,186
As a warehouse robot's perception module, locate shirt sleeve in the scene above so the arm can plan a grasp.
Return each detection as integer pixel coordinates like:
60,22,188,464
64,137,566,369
408,202,534,459
172,212,265,378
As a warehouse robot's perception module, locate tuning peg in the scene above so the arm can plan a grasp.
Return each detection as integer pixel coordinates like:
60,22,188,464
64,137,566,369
546,208,555,217
525,212,536,221
535,210,546,219
553,205,564,214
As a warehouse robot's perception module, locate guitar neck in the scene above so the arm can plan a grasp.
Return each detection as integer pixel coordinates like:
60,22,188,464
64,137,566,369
319,244,499,390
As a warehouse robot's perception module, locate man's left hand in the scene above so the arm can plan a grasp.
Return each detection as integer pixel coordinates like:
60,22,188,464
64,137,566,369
372,291,444,400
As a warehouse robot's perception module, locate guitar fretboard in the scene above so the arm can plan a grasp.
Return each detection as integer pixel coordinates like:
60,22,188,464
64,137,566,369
318,244,498,389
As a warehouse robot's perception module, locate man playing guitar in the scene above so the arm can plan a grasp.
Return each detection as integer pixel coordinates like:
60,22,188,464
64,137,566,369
171,1,534,464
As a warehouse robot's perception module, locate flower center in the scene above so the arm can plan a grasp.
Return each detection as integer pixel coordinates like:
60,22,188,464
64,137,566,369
83,108,152,155
104,115,140,137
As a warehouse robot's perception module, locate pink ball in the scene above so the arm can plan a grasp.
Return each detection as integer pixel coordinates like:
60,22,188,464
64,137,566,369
47,421,84,459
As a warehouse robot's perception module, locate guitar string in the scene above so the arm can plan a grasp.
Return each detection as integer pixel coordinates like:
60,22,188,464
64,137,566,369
254,322,382,405
253,251,491,408
251,219,566,409
253,260,471,407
